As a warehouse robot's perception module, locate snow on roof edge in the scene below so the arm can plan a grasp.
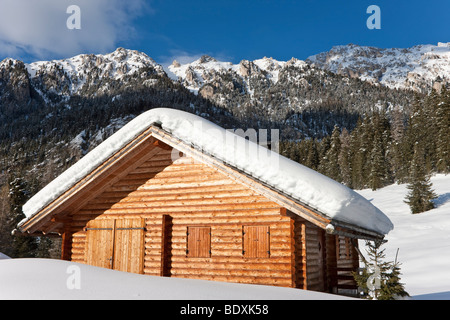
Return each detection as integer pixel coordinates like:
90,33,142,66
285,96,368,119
20,108,393,235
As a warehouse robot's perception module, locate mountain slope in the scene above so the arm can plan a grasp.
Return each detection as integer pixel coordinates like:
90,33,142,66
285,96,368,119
169,55,308,95
307,42,450,92
0,48,232,193
0,45,430,195
357,174,450,298
168,54,415,138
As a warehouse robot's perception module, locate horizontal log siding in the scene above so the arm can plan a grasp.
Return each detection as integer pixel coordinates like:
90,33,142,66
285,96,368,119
69,149,295,287
288,213,306,289
335,236,359,290
304,222,325,291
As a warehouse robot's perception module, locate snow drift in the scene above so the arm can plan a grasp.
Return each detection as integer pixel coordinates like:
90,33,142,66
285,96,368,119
0,258,352,300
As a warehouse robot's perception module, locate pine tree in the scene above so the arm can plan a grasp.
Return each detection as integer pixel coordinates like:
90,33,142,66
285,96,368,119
435,86,450,173
350,116,372,189
349,118,365,189
368,112,390,190
353,241,409,300
378,260,409,300
353,240,390,299
390,107,408,183
423,91,439,172
404,145,437,214
317,135,331,176
338,128,352,187
7,177,37,258
321,125,341,181
369,138,385,190
404,96,425,172
305,139,320,171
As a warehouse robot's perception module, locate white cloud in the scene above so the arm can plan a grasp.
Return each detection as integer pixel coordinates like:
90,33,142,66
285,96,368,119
0,0,149,60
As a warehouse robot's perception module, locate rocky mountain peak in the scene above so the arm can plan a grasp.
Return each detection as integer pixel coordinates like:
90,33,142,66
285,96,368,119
307,42,450,92
198,55,217,64
0,58,32,106
20,48,166,99
238,59,260,77
171,60,181,68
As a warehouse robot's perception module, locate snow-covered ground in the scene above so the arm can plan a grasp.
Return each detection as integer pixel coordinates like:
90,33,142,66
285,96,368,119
357,174,450,300
0,258,352,300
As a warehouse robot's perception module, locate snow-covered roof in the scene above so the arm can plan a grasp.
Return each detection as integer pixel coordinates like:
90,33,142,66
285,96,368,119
20,108,393,235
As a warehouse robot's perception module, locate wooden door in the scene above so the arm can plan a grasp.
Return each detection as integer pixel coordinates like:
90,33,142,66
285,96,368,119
85,218,145,274
85,219,115,269
113,219,145,274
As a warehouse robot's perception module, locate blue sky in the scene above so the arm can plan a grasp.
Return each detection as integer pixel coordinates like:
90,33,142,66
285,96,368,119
0,0,449,65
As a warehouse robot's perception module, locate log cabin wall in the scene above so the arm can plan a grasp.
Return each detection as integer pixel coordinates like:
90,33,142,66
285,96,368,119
67,147,303,287
318,234,360,293
334,235,360,291
325,233,338,292
304,222,326,292
287,216,360,293
287,213,306,289
335,235,359,270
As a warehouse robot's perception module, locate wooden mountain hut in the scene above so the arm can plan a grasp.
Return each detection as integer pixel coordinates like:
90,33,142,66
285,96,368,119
16,108,393,294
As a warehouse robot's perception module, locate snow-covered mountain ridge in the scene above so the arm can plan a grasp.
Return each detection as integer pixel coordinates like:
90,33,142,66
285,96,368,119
2,42,448,104
0,48,165,101
169,42,450,95
307,42,450,92
168,55,309,96
29,47,165,97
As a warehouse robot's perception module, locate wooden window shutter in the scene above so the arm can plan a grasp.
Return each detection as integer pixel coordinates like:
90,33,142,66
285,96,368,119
187,227,211,258
243,226,270,258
